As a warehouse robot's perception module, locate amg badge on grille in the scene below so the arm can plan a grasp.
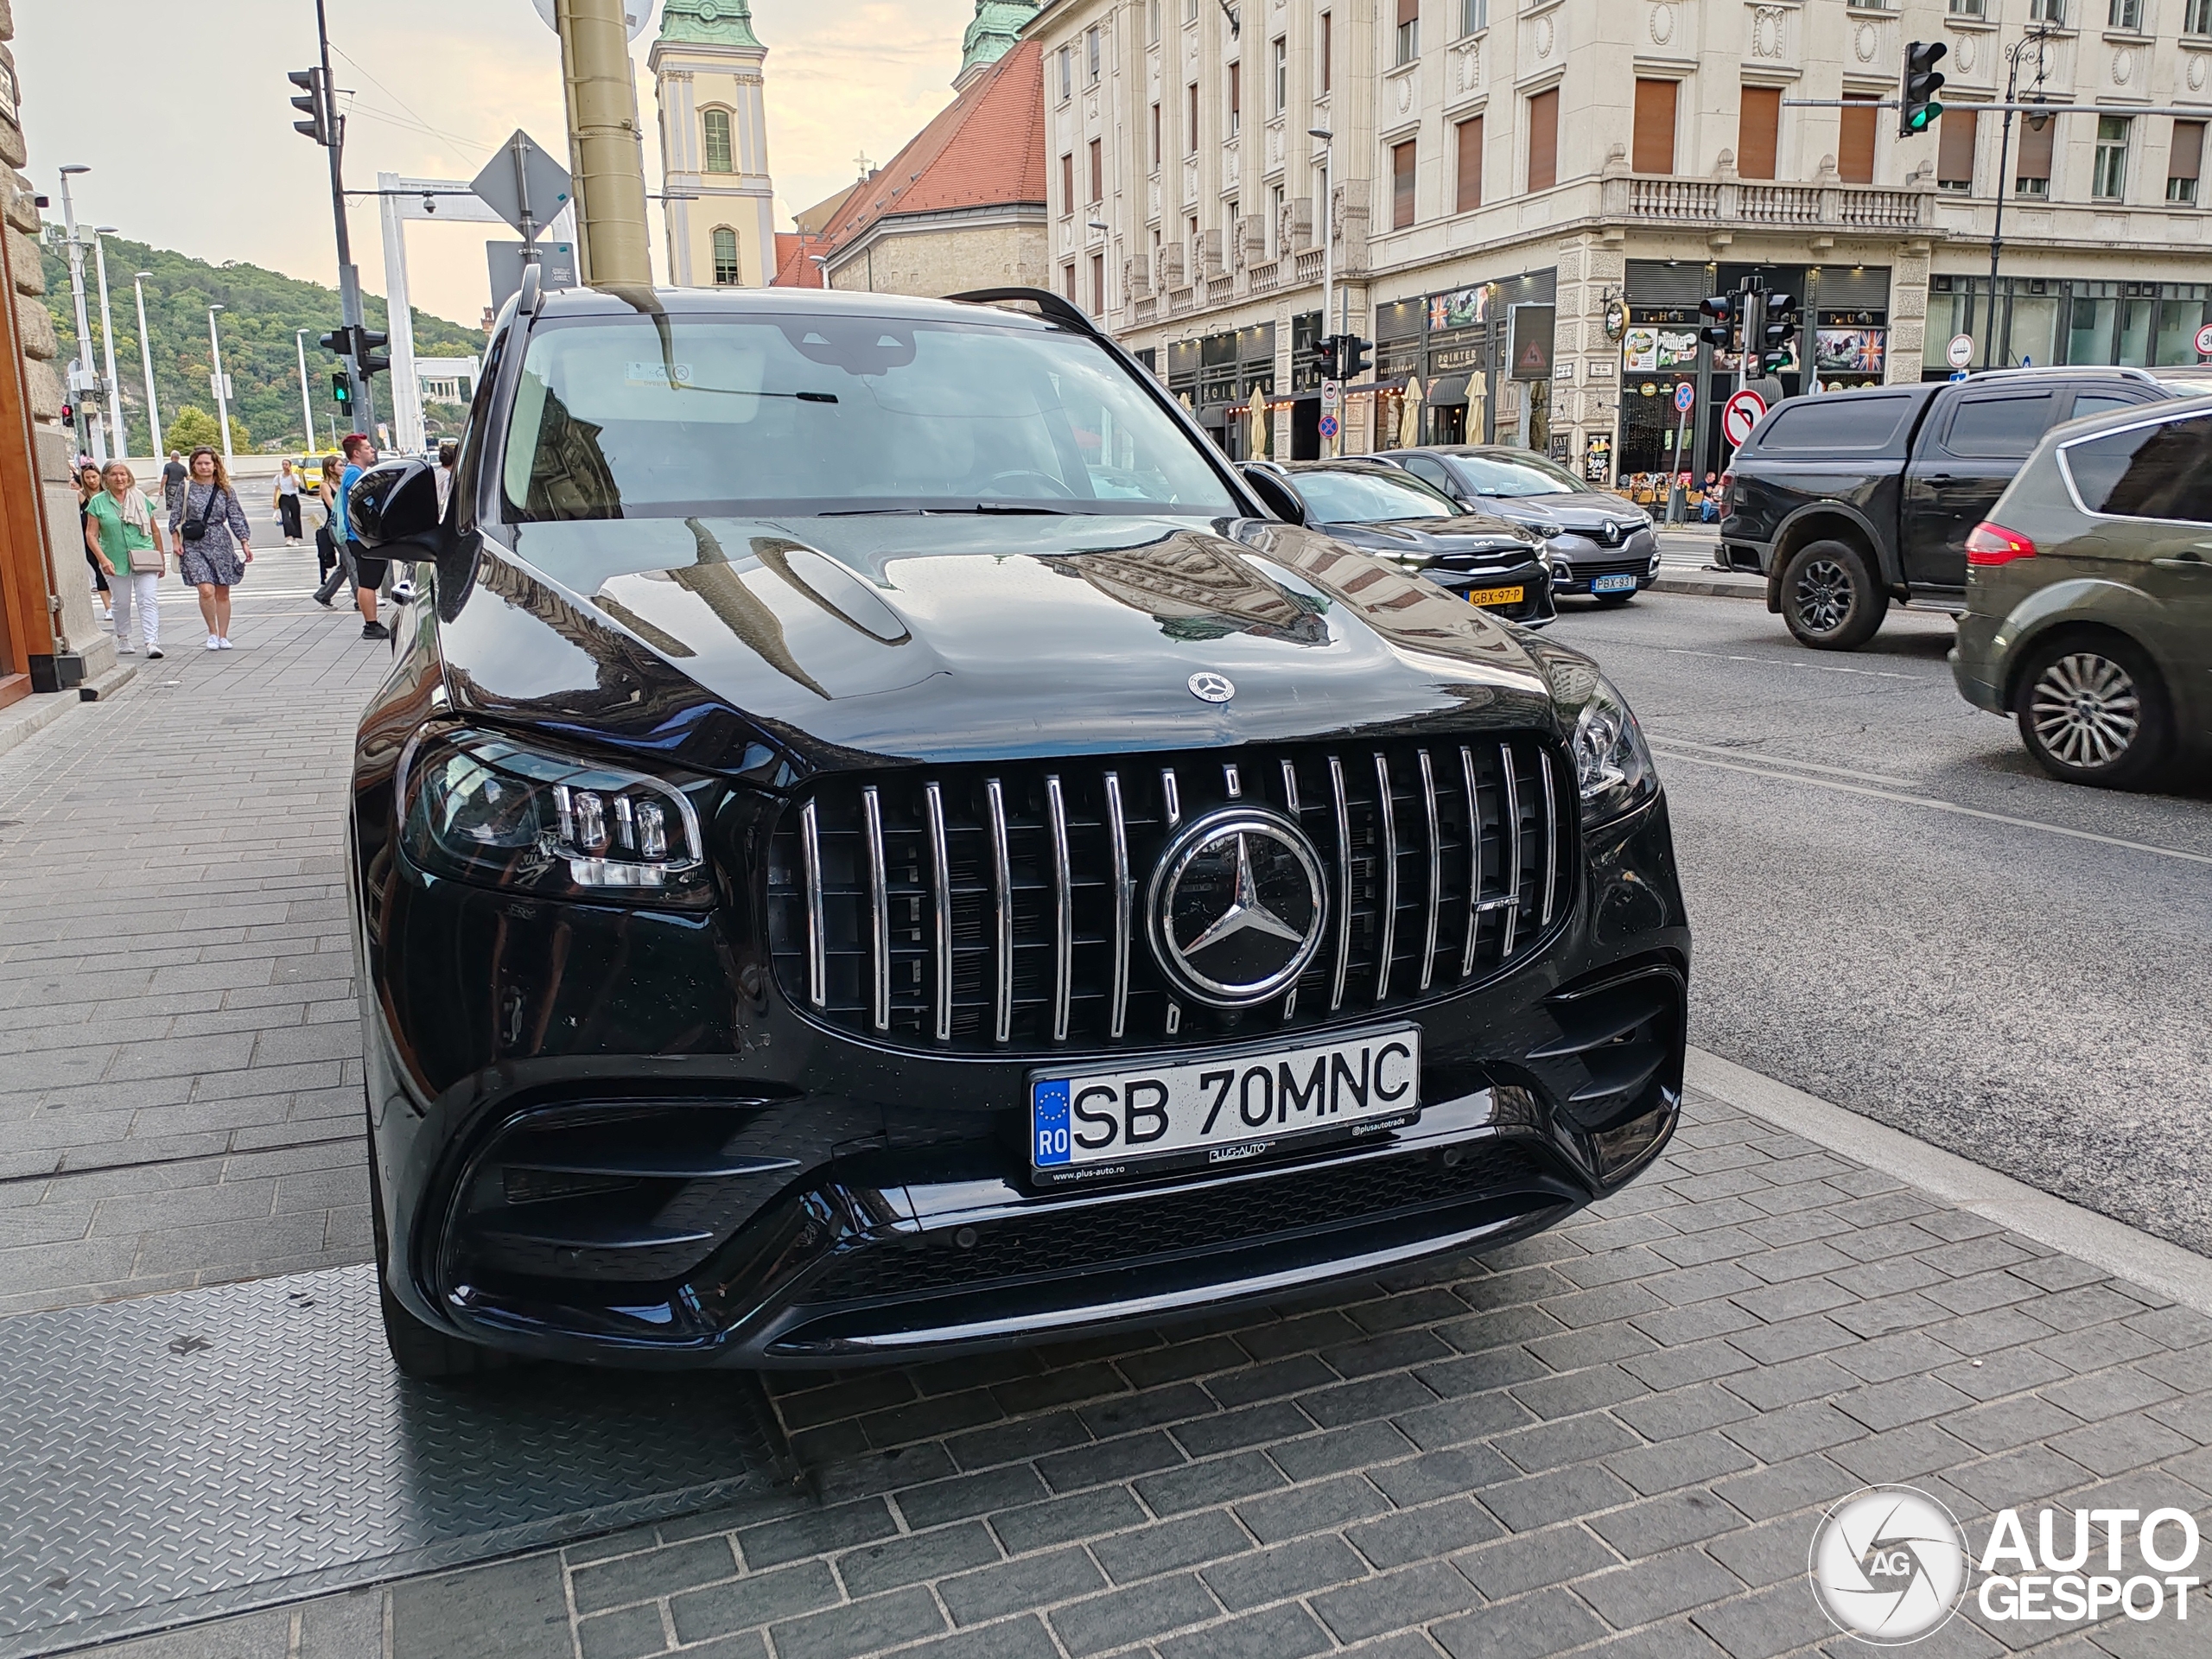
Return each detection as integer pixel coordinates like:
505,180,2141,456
1147,807,1325,1007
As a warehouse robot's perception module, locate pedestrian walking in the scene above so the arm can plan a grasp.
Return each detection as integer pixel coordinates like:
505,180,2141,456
331,433,388,641
160,450,188,519
273,460,305,545
76,462,111,622
435,437,458,515
311,440,365,611
168,446,253,652
83,461,169,659
312,453,345,591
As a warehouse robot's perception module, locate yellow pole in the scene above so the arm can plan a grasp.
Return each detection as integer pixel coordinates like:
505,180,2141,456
556,0,653,289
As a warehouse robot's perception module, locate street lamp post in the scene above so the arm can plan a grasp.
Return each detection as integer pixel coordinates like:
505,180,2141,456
207,304,233,459
295,329,316,451
91,227,124,460
132,273,162,461
56,165,95,461
1308,127,1334,457
1983,25,2056,372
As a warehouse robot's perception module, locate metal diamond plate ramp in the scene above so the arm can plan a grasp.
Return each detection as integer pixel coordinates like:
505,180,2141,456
0,1267,793,1657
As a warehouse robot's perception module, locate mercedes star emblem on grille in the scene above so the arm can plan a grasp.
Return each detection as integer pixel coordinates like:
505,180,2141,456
1147,806,1325,1007
1187,671,1236,703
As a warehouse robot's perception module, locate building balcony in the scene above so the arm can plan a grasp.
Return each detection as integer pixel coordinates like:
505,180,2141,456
1608,171,1933,233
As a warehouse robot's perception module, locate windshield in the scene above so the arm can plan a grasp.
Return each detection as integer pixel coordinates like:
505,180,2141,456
1451,453,1585,497
500,312,1239,521
1293,468,1463,524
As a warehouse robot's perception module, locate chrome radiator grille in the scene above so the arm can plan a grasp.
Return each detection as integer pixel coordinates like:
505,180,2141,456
766,735,1573,1054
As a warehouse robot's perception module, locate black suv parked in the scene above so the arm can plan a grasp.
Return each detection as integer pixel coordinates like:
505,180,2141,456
1719,367,2203,649
1377,445,1661,604
341,283,1689,1377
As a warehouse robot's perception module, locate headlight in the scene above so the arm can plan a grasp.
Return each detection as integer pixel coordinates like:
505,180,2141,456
1559,671,1659,827
400,728,716,903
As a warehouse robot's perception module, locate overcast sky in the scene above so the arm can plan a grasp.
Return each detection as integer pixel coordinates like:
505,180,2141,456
16,0,972,327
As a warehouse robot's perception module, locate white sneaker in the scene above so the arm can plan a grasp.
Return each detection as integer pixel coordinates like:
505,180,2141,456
216,638,234,650
147,646,164,660
117,644,136,656
205,636,221,651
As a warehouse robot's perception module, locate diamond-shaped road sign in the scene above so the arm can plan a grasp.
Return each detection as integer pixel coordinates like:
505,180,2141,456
471,130,574,242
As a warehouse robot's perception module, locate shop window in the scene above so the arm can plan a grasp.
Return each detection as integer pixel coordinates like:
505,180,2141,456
2094,115,2131,200
1528,88,1559,191
1738,86,1781,181
1392,139,1416,228
2016,114,2055,196
1839,95,1878,185
1090,138,1103,202
1455,114,1484,213
1937,107,1978,193
711,226,740,286
2168,121,2203,204
702,109,734,175
1395,0,1419,67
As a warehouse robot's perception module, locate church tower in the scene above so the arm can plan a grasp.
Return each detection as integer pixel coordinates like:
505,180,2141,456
956,0,1040,90
650,0,777,288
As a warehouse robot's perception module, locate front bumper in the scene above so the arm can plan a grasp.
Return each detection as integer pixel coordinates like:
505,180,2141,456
1549,531,1661,595
1424,559,1559,627
361,795,1688,1369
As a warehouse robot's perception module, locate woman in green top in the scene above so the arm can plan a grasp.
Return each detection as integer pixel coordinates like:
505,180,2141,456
83,461,170,659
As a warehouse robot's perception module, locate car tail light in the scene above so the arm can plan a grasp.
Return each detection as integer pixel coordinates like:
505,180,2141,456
1965,522,2037,566
1716,471,1733,520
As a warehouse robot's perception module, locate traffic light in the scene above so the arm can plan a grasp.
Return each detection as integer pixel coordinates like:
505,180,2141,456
1759,291,1799,376
1699,295,1737,352
319,327,350,356
1339,334,1370,378
1900,41,1947,137
353,326,390,376
332,373,352,408
289,67,330,146
59,401,73,425
1314,335,1339,380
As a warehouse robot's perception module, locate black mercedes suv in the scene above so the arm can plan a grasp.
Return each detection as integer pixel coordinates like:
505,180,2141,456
343,280,1690,1377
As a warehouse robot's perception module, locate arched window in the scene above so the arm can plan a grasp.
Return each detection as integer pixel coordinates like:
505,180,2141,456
702,108,734,174
711,226,741,285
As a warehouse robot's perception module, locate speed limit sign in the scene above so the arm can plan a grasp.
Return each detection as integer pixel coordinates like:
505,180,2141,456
1721,387,1768,447
2196,321,2212,359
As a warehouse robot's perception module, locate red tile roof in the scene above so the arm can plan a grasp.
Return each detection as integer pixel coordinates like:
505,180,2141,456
816,37,1046,256
771,231,826,287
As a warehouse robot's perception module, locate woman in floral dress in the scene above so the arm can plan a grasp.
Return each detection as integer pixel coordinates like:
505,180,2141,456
168,446,254,651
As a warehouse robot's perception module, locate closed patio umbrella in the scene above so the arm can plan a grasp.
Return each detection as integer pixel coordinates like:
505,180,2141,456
1398,376,1423,448
1247,387,1269,459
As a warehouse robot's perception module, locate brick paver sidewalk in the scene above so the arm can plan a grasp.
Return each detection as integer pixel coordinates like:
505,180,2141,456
0,530,391,1313
100,1084,2212,1659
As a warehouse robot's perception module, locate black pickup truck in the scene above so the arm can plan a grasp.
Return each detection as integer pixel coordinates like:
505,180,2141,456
1718,366,2212,649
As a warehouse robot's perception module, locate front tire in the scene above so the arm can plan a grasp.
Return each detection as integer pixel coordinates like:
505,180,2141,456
2013,635,2171,790
1779,539,1887,651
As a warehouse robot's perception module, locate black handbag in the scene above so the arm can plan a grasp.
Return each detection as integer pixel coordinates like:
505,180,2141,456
181,485,227,543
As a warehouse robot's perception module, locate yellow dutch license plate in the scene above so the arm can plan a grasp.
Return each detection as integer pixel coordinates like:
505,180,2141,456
1465,585,1525,608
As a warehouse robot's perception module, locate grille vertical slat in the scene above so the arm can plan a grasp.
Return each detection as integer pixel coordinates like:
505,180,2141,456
861,785,890,1033
799,798,826,1009
1046,774,1072,1044
925,783,952,1042
1327,755,1352,1014
1372,752,1399,1005
1105,771,1132,1041
770,734,1573,1055
1499,742,1522,958
1417,749,1441,993
986,778,1013,1045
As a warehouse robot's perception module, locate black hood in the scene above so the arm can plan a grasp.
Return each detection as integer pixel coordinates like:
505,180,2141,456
1312,515,1538,558
428,513,1569,777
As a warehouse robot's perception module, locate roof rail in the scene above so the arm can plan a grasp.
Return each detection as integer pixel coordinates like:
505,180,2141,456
1962,364,2155,384
944,286,1104,338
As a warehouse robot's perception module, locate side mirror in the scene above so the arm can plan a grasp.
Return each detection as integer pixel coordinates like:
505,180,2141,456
347,456,442,553
1238,464,1306,526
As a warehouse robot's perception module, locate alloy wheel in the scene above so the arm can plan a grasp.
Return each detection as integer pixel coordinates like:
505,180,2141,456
1792,557,1852,634
2028,652,2140,769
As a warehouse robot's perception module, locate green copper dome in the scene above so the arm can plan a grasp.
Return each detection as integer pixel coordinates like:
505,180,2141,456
658,0,763,49
959,0,1038,79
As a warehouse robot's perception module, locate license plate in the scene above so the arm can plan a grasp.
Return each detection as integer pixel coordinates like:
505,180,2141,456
1592,573,1637,594
1465,585,1525,608
1030,1025,1421,1185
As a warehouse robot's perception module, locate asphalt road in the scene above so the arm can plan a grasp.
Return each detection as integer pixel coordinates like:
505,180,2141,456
1547,588,2212,1255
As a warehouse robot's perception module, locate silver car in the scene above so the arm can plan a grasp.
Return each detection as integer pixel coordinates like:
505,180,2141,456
1380,445,1661,605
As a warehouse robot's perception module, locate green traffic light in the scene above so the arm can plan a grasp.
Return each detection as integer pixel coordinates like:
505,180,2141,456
1910,101,1942,132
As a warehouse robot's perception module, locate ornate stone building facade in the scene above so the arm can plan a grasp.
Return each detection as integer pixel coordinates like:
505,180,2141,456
649,0,779,289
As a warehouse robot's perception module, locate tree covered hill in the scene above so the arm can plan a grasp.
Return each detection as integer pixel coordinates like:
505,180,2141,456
41,228,484,455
